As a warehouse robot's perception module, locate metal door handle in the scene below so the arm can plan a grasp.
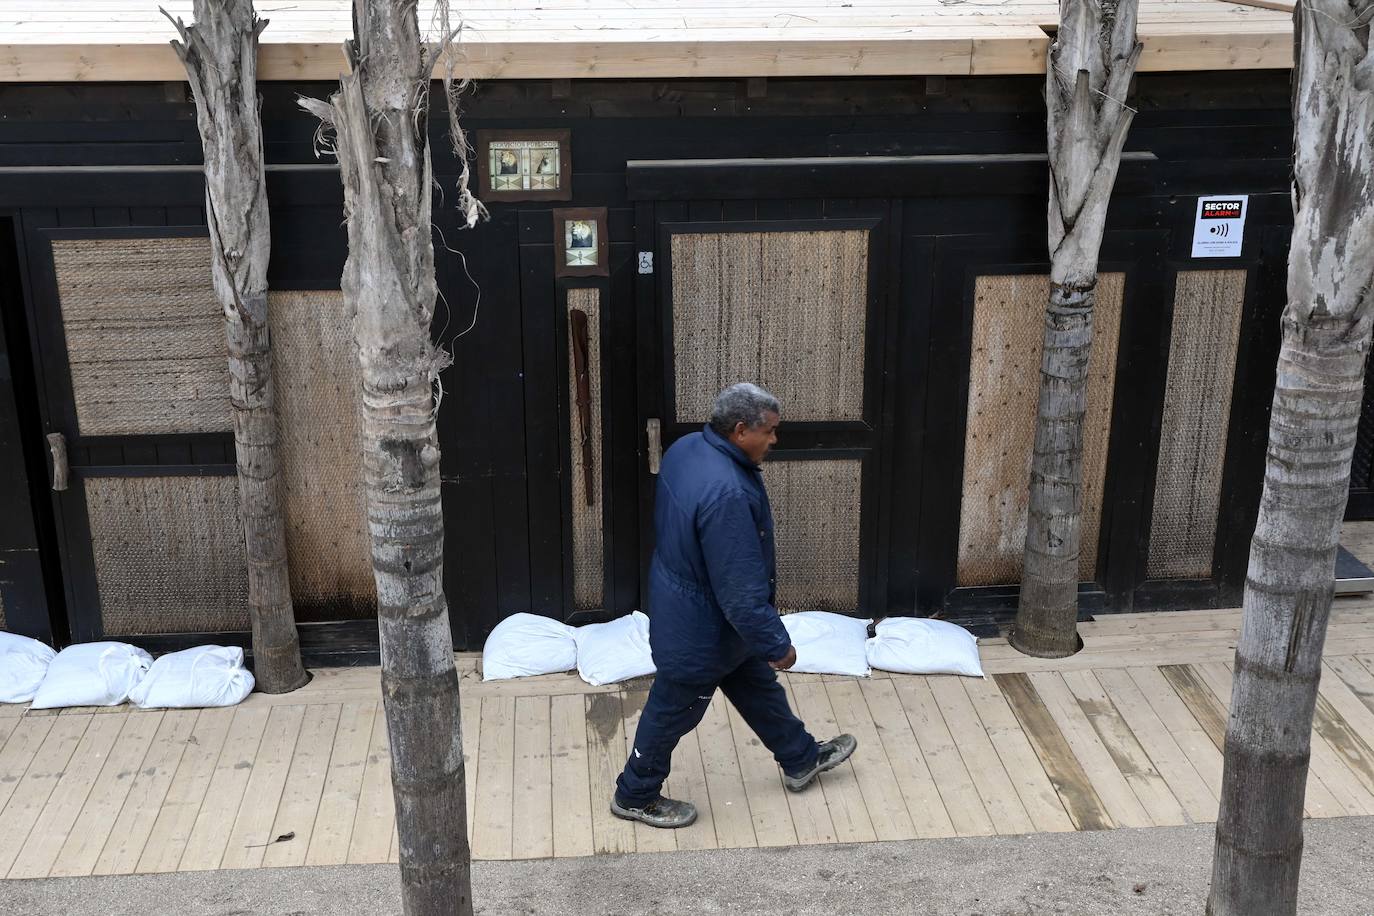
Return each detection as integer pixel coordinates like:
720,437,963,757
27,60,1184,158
47,432,68,491
647,418,662,475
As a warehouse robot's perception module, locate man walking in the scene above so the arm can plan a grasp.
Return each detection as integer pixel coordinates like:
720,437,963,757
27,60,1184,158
612,382,858,828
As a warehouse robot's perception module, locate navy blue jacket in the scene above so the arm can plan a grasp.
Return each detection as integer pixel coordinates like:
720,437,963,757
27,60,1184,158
646,425,791,683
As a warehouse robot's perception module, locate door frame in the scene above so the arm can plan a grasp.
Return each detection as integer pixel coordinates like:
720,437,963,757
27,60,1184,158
914,228,1172,619
635,202,898,617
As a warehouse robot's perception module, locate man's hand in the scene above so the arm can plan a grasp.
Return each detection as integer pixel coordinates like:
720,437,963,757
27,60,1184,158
769,645,798,671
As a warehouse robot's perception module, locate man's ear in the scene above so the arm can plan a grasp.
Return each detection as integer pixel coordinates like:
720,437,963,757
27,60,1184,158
733,421,747,439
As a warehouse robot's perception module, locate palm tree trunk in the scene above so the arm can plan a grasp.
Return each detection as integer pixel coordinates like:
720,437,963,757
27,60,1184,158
1011,0,1140,658
167,0,307,694
1207,5,1374,913
300,2,474,912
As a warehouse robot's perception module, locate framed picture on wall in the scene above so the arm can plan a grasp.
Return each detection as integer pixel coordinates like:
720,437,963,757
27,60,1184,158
475,129,572,202
553,208,609,278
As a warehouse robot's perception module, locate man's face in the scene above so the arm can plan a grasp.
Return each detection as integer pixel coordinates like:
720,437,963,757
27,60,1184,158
732,411,780,465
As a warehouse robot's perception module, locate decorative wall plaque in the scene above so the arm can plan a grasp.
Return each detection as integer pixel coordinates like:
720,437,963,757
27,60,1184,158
553,207,609,278
476,129,572,202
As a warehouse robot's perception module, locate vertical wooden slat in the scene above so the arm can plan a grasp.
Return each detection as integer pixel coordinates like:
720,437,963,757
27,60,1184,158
472,696,517,860
550,693,594,859
511,695,554,860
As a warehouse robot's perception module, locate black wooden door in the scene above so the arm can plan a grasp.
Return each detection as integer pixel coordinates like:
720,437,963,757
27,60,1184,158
20,221,243,646
636,199,897,617
914,229,1171,620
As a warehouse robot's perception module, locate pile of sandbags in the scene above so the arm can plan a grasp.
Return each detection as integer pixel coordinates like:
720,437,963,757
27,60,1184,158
481,611,655,687
0,635,255,709
480,609,982,686
783,611,984,679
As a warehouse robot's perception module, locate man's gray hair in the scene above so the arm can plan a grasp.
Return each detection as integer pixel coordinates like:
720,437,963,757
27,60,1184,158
709,383,781,438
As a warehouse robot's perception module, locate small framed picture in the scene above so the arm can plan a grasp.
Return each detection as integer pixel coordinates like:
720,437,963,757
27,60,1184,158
476,129,572,202
553,208,609,278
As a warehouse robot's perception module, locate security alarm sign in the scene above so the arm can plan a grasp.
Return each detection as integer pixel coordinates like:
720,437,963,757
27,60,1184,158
1191,195,1248,258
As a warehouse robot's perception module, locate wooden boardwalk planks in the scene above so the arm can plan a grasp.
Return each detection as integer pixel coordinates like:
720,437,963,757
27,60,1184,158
49,710,165,878
8,601,1374,879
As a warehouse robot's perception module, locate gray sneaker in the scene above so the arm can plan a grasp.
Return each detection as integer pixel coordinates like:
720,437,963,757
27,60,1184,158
782,734,858,793
610,795,698,829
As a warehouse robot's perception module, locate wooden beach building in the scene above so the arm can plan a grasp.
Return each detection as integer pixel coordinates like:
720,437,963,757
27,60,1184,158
1,0,1358,665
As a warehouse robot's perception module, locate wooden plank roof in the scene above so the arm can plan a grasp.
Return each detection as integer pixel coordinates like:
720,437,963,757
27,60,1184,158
0,0,1295,82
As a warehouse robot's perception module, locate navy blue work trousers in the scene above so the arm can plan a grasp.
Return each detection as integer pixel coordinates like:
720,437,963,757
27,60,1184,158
614,655,820,808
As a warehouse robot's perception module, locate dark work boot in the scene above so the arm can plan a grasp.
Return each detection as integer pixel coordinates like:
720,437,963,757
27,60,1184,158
782,734,858,793
610,795,698,829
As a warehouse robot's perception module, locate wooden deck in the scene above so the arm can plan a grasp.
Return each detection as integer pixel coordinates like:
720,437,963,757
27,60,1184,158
2,598,1374,875
1,0,1295,82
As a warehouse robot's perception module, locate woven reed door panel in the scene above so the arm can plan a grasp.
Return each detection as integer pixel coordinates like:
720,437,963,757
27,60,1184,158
86,476,250,635
668,226,873,613
1147,270,1248,580
566,288,605,611
270,291,376,620
957,273,1124,587
670,229,868,423
50,236,231,436
761,459,863,612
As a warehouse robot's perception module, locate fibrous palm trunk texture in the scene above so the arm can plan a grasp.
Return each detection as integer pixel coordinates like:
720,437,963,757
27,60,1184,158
1012,0,1141,658
167,0,307,694
1207,4,1374,914
299,0,478,912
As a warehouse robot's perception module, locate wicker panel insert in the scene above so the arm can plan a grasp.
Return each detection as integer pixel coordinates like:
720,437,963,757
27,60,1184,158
957,273,1124,587
568,288,605,611
270,290,376,620
0,591,6,630
762,458,862,613
51,236,230,436
671,229,868,423
1147,270,1248,580
87,475,250,635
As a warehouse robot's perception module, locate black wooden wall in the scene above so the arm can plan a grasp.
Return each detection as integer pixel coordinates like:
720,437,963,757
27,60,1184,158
0,73,1299,655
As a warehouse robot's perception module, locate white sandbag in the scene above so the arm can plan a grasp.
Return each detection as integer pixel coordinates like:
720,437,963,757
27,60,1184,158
781,611,871,678
573,611,655,686
30,641,152,709
0,631,57,704
128,645,255,709
482,613,578,681
866,617,984,677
